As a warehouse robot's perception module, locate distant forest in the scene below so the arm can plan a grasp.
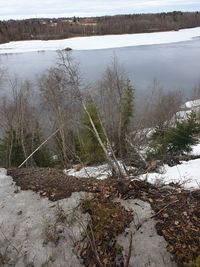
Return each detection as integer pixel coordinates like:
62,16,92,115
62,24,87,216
0,11,200,43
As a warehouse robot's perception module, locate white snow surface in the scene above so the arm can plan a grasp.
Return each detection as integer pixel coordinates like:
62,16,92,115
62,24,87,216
190,143,200,156
0,27,200,54
182,99,200,109
64,161,134,180
64,164,112,180
0,168,86,267
172,99,200,121
140,158,200,189
117,199,177,267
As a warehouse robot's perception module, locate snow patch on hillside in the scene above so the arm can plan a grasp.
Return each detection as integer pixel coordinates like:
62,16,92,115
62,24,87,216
0,27,199,54
64,164,112,180
64,161,132,180
182,99,200,109
190,143,200,156
0,168,86,267
140,158,200,189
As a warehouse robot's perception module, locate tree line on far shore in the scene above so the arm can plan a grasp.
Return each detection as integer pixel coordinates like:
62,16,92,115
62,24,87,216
0,11,200,44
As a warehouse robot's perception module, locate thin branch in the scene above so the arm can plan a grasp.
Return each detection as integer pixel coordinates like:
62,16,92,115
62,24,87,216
151,200,179,219
18,128,59,168
125,232,133,267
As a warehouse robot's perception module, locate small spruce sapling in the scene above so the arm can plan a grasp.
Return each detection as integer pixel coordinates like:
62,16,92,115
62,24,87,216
148,111,200,158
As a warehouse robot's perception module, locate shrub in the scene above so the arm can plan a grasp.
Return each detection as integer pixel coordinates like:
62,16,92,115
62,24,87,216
148,111,200,159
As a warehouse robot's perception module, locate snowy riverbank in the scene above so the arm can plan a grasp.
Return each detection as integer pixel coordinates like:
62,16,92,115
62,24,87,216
0,27,200,54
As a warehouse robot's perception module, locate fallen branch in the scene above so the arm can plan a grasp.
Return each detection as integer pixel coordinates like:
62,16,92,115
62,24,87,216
151,199,179,219
125,232,133,267
18,129,59,168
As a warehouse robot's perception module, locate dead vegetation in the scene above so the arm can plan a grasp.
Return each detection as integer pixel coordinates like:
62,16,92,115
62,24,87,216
0,225,22,266
43,220,60,246
79,195,133,267
8,167,99,201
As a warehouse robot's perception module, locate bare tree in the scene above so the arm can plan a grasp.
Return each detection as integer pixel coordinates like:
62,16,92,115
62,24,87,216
0,78,43,167
56,51,126,176
94,57,134,154
193,82,200,100
39,58,82,167
136,81,183,131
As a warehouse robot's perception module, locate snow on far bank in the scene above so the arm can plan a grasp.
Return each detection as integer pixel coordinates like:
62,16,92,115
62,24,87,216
140,158,200,190
0,27,200,54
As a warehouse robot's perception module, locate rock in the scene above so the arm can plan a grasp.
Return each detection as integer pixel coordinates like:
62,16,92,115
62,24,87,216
64,47,72,51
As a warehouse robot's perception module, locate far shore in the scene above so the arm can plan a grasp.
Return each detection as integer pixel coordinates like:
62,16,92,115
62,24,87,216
0,26,199,54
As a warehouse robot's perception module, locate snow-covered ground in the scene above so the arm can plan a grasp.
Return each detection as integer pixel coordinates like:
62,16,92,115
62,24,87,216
64,161,135,180
64,141,200,190
64,164,112,180
140,158,200,189
182,99,200,109
190,143,200,156
65,156,200,189
0,168,86,267
0,27,200,54
117,199,177,267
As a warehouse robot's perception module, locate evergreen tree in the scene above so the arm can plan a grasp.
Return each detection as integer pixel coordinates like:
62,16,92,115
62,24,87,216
119,80,134,157
0,127,52,168
28,128,53,167
0,129,24,167
165,111,200,154
120,80,134,131
80,98,105,164
148,111,200,158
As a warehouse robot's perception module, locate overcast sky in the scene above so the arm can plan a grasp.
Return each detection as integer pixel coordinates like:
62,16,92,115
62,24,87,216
0,0,200,20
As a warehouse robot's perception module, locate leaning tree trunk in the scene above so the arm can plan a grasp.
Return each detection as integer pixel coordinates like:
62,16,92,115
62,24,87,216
82,102,126,177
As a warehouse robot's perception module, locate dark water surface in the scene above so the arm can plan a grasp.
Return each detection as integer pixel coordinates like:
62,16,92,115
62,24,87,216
0,39,200,101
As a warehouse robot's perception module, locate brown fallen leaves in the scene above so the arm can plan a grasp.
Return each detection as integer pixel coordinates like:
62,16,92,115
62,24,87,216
80,195,133,267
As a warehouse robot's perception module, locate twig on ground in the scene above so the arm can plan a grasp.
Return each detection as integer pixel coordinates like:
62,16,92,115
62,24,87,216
151,199,179,219
125,232,133,267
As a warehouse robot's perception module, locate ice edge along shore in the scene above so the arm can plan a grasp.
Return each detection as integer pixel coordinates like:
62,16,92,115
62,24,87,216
0,27,200,54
